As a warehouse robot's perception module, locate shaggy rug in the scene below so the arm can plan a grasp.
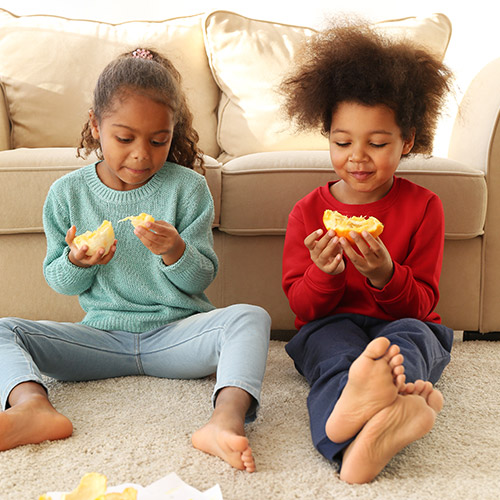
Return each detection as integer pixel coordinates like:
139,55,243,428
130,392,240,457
2,336,500,499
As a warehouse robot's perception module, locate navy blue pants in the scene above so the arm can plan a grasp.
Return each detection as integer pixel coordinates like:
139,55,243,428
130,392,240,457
285,313,453,463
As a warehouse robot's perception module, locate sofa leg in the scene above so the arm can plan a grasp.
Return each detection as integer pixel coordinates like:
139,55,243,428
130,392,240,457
463,331,500,341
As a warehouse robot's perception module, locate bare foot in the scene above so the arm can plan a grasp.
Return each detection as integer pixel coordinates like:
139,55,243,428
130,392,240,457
0,394,73,451
191,387,256,472
340,382,442,484
325,337,405,444
402,379,443,412
192,423,255,472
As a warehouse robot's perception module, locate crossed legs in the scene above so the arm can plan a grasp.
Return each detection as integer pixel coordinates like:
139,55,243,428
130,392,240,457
327,337,443,484
285,314,452,484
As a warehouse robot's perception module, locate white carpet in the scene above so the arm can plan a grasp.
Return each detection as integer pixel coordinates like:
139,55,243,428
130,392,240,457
2,338,500,500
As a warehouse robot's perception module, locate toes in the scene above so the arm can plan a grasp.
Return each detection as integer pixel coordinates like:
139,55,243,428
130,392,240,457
413,381,441,410
364,337,391,360
402,380,425,395
393,366,406,391
389,353,404,370
398,380,444,414
413,380,427,395
419,381,433,398
241,447,256,473
426,388,444,413
402,382,415,394
385,343,401,362
392,364,404,377
394,373,406,391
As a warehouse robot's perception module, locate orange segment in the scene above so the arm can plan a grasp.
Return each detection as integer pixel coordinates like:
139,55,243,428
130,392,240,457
73,220,115,256
323,210,384,243
119,213,155,228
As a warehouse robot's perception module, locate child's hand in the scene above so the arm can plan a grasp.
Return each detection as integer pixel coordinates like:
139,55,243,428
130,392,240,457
340,231,394,288
65,226,117,268
304,229,345,275
134,220,186,265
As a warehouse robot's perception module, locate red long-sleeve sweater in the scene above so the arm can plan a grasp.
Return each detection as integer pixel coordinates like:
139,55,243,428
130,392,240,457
282,177,445,330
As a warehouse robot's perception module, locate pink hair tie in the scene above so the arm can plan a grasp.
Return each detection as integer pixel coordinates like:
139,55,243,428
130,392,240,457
132,48,153,60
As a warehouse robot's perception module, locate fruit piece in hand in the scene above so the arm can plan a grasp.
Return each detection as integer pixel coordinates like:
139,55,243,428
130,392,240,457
73,220,115,256
119,213,155,228
323,210,384,243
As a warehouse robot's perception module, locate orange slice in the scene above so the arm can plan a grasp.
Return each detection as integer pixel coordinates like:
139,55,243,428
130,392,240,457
323,210,384,243
73,220,115,256
119,213,155,228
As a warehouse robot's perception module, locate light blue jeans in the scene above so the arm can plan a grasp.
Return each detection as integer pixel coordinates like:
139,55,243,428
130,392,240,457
0,304,271,420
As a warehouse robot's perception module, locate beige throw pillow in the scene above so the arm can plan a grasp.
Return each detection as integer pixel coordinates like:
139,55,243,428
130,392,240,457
0,9,220,158
203,10,452,159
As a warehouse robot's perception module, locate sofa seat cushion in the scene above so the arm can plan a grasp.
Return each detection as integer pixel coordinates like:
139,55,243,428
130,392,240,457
0,148,221,233
218,151,486,240
0,9,220,158
203,10,452,160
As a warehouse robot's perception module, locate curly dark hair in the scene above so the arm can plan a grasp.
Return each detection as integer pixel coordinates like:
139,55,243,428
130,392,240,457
78,48,204,170
279,21,454,154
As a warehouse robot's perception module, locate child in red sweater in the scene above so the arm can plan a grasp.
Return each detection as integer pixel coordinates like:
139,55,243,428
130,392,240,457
280,22,454,483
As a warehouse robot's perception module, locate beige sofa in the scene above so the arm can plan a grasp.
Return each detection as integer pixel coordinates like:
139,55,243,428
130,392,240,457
0,9,497,337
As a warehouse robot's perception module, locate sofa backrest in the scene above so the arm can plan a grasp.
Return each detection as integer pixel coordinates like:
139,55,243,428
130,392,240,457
202,10,453,161
0,9,452,163
0,9,220,158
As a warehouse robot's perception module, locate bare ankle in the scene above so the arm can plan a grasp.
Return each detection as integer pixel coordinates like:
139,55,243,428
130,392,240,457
214,387,253,420
0,386,73,451
7,381,48,407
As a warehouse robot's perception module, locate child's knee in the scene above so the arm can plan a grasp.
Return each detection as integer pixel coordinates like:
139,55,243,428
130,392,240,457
227,304,271,332
0,317,18,338
223,304,271,352
249,304,272,332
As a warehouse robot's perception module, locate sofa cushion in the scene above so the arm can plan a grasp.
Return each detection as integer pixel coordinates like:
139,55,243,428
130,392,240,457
218,151,486,240
0,9,220,158
0,148,221,233
203,10,452,160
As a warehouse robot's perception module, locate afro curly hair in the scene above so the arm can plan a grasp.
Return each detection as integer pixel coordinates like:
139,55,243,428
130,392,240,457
279,20,454,155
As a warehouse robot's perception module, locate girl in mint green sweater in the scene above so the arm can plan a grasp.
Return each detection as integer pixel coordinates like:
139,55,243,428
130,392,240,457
0,49,270,473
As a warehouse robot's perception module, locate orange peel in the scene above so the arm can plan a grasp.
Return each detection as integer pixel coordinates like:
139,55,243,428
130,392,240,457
61,472,107,500
39,472,137,500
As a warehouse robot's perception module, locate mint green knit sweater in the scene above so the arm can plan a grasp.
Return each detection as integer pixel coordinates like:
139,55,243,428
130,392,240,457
43,162,217,333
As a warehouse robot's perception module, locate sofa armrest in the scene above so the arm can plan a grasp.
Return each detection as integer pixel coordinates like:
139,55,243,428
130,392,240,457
0,82,10,151
198,155,222,228
448,57,500,174
448,57,500,333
